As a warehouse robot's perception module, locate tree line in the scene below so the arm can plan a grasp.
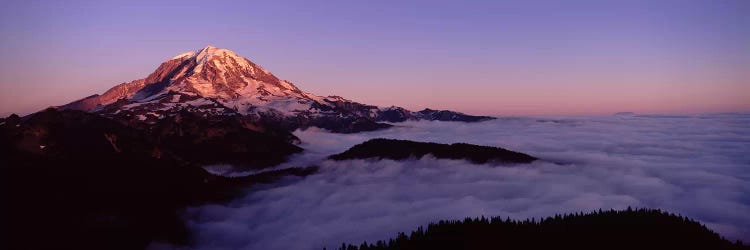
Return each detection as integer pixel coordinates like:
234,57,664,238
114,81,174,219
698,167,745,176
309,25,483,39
329,208,748,250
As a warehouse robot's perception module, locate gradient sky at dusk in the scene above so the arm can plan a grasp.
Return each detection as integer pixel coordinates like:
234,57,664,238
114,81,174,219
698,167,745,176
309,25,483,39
1,0,748,116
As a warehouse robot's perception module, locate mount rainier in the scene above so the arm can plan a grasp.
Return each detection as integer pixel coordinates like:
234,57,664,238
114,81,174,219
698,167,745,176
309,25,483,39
61,45,493,133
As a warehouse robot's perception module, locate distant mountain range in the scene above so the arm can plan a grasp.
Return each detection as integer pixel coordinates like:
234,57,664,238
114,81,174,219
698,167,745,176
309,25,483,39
61,46,493,133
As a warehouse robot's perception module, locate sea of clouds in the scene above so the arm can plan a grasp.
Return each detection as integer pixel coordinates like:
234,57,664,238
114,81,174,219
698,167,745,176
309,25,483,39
167,113,750,250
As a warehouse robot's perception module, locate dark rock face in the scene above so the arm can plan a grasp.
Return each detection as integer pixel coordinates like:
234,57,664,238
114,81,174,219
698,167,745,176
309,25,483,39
414,108,495,122
148,111,303,169
301,116,393,134
0,113,20,127
0,109,314,250
61,79,148,111
329,138,537,164
2,108,302,169
376,106,413,122
265,97,395,133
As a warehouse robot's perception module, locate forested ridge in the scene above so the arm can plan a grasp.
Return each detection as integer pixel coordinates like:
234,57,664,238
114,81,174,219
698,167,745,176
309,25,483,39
333,208,748,250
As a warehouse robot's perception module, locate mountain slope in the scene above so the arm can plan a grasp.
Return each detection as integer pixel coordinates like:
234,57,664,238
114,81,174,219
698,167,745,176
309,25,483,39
329,138,537,164
0,109,315,250
337,208,748,250
61,46,494,133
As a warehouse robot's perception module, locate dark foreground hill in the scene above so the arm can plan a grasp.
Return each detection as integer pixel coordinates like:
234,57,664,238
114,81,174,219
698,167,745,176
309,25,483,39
0,111,494,250
329,138,537,164
0,109,315,250
334,208,748,250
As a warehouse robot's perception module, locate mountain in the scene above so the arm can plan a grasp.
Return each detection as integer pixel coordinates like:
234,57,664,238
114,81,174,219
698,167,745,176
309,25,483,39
329,138,537,164
0,109,316,250
61,46,493,133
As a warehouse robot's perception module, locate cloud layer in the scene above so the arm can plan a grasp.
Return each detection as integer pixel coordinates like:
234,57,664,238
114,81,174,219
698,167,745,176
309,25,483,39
173,113,750,250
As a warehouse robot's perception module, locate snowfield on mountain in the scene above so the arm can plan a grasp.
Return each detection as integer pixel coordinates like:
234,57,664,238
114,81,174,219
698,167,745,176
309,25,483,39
61,46,494,133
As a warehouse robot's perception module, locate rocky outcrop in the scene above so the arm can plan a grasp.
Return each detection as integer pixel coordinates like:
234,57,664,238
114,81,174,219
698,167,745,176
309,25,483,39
61,79,148,111
329,138,537,164
374,107,496,123
1,108,301,169
413,108,495,122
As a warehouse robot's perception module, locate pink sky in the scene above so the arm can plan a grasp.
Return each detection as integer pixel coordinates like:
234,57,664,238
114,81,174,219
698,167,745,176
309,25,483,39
1,0,748,116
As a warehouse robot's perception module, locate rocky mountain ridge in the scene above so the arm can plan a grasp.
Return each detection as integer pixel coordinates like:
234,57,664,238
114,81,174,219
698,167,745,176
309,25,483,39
61,46,494,133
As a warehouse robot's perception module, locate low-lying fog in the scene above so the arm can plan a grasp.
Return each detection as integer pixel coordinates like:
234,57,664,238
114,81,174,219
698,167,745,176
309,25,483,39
168,113,750,250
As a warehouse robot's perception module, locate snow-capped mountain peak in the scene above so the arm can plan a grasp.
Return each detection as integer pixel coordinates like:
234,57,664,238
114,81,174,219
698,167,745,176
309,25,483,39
62,46,315,115
60,46,494,133
123,46,315,113
193,45,240,65
171,51,196,60
171,45,235,61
